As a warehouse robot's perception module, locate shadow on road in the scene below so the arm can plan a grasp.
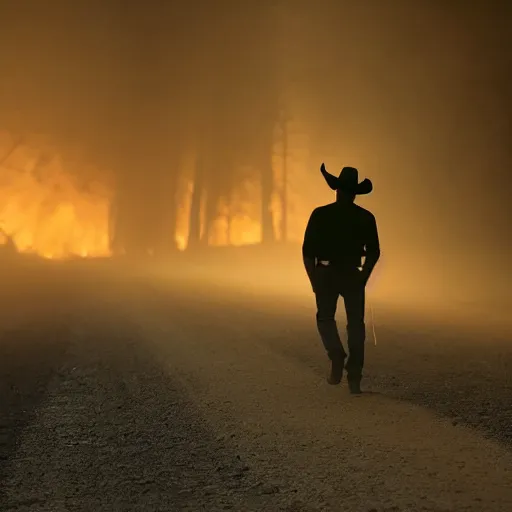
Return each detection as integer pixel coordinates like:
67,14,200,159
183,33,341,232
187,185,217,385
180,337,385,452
0,324,69,467
0,258,72,485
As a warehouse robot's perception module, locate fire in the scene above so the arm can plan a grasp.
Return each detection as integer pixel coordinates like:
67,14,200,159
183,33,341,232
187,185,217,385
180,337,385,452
172,146,315,249
0,135,112,259
0,122,313,257
174,175,264,249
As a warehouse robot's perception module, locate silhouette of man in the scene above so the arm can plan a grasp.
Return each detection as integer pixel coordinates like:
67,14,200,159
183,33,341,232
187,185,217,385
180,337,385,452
302,164,380,394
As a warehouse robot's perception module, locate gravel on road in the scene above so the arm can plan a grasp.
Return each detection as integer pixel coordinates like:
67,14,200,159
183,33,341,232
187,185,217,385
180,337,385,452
1,266,511,511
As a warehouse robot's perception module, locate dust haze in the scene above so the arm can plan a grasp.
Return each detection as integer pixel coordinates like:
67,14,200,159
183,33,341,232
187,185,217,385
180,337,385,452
2,4,512,509
0,0,510,327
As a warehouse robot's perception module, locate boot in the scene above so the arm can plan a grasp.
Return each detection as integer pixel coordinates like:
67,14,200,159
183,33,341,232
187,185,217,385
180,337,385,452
327,355,345,385
347,377,362,394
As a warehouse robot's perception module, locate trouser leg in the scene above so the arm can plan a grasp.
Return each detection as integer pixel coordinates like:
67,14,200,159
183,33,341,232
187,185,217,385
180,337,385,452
343,287,366,381
315,287,347,361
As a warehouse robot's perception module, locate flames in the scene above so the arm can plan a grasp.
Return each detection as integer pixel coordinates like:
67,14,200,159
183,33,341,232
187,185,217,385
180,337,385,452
174,174,274,249
0,127,310,258
172,145,309,249
0,139,269,259
0,134,112,259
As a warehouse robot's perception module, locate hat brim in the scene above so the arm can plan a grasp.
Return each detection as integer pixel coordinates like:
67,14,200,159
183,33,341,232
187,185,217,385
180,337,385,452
321,167,341,190
350,178,373,195
321,168,373,195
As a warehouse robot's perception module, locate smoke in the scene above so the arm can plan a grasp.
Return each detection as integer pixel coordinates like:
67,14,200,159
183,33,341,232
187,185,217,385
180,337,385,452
0,1,510,314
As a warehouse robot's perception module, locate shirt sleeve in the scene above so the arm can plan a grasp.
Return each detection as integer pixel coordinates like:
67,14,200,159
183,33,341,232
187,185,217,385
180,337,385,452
302,209,319,259
364,214,381,268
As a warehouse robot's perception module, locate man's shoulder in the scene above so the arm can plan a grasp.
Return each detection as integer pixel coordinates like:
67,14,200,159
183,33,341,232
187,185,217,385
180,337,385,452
311,202,337,215
353,204,376,222
309,202,376,223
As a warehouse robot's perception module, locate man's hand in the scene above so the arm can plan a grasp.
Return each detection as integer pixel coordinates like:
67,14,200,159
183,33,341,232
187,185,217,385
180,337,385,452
358,269,369,288
303,256,317,294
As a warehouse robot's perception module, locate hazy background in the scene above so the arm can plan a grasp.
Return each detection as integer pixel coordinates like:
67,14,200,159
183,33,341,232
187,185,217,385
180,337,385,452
0,0,510,315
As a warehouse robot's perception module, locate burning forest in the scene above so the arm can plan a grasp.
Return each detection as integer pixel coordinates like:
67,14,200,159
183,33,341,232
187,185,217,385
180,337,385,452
0,0,509,313
0,132,112,259
0,2,320,260
0,119,312,259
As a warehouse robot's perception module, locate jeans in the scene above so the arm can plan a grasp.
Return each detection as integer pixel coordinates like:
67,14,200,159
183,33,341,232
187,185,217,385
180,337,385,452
314,265,366,381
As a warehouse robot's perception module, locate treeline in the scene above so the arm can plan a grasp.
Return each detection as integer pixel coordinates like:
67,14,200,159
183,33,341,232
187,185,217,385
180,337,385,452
0,1,295,256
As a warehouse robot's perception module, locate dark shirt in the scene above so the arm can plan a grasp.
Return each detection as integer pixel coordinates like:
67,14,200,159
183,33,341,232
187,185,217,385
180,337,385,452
302,201,380,272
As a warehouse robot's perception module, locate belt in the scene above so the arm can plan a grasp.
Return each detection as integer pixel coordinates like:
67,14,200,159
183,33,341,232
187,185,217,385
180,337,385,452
316,260,361,271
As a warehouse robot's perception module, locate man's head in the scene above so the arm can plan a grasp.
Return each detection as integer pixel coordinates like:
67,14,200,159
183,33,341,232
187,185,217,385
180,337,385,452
336,188,356,203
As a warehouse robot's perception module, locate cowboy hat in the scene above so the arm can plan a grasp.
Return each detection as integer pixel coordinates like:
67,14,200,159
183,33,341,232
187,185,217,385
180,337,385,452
320,164,373,195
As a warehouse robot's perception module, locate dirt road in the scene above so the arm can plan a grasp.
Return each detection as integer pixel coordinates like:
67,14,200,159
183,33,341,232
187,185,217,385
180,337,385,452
1,262,511,511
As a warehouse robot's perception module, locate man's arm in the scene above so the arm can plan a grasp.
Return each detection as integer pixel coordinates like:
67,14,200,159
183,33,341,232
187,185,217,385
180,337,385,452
302,210,318,290
361,214,380,285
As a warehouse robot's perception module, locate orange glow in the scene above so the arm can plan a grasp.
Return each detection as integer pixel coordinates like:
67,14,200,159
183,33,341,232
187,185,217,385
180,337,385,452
172,147,313,249
0,137,112,259
174,174,264,249
0,128,314,256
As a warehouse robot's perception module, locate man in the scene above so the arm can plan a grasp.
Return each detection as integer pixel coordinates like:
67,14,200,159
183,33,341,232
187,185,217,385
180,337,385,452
302,164,380,394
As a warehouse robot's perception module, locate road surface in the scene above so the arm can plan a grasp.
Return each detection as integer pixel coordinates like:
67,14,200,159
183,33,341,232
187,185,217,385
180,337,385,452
1,260,511,511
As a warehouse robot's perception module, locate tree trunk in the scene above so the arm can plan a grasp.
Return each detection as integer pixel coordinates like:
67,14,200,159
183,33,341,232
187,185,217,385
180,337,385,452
108,191,119,255
162,168,180,254
202,187,219,247
187,155,204,249
226,204,232,246
281,118,288,243
260,157,275,244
